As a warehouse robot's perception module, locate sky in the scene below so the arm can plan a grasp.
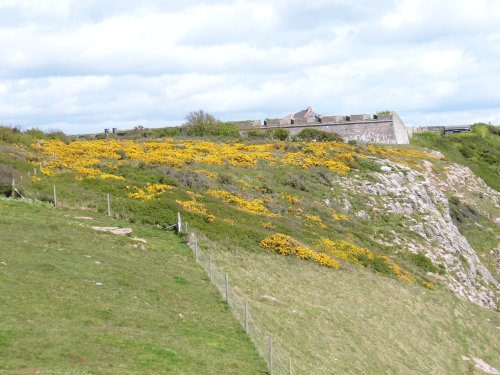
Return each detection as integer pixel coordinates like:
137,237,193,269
1,0,500,134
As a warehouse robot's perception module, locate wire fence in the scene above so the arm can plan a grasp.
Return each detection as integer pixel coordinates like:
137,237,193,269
5,169,295,374
185,226,293,375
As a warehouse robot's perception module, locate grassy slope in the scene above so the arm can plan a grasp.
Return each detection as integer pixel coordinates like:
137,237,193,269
410,126,500,191
204,239,500,375
0,198,267,374
1,132,499,374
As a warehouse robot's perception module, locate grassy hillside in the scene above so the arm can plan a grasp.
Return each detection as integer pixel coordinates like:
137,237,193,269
0,198,267,374
202,236,499,374
411,124,500,191
1,129,499,374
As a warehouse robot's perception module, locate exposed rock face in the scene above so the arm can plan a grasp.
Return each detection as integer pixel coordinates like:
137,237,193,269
343,160,499,310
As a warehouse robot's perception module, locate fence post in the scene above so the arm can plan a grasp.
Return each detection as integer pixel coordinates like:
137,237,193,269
268,335,273,375
107,194,111,216
185,222,189,234
224,273,229,302
33,168,37,176
11,178,15,188
208,255,212,281
53,185,57,207
195,237,199,262
244,300,249,334
177,212,182,234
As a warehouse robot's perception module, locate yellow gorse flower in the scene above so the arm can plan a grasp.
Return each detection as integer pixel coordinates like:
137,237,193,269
317,238,415,282
128,184,174,200
260,233,340,269
208,189,278,217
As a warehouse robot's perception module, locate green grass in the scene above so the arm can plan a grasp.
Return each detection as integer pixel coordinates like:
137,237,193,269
410,125,500,191
0,198,267,374
2,132,499,374
202,238,500,375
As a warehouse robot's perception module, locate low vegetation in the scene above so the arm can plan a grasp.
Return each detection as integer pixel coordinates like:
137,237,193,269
0,198,266,374
411,123,500,190
1,122,498,374
181,110,240,137
295,128,344,142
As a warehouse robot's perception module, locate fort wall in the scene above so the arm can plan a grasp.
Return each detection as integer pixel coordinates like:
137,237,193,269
240,112,410,144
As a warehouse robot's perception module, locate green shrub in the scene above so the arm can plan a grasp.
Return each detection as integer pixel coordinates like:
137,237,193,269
407,252,440,274
357,254,393,276
247,129,267,138
295,129,343,142
0,163,14,197
274,129,289,141
157,127,181,137
411,128,500,191
376,110,392,116
181,110,240,137
448,196,478,225
0,126,23,144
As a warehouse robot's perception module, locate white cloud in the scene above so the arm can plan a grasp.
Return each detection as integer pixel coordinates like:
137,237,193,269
0,0,499,133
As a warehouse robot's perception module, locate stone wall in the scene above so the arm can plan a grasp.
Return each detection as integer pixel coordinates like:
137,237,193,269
230,120,261,128
392,113,410,144
264,119,281,127
251,112,410,144
349,114,372,121
280,121,402,144
321,115,346,123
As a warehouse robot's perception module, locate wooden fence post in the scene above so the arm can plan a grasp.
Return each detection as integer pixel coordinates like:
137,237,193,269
224,273,229,302
177,212,182,234
53,185,57,207
107,194,111,216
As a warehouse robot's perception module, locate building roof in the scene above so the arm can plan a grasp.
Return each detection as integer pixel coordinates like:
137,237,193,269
292,106,321,119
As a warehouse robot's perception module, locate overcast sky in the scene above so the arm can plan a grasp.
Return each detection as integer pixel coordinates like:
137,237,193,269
1,0,500,134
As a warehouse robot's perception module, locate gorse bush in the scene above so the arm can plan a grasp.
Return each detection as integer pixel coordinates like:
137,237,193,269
247,129,267,138
273,129,289,141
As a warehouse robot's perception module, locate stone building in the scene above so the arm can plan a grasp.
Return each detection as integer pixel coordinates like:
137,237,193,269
254,109,410,144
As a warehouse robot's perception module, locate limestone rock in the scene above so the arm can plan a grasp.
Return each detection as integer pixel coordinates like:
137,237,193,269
92,226,133,235
342,159,499,310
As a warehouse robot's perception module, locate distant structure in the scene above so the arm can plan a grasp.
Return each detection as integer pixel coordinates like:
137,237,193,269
236,108,410,144
413,125,471,135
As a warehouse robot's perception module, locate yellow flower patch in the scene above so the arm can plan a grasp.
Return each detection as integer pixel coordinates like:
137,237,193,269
317,237,415,282
208,189,278,217
128,184,174,200
305,214,327,230
260,233,340,269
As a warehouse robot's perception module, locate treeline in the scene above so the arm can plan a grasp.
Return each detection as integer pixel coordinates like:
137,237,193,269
0,126,69,145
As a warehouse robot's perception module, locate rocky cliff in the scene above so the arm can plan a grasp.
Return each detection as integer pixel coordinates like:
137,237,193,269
336,157,499,310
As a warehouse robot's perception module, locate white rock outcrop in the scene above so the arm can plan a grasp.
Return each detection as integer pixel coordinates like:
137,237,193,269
346,160,498,310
